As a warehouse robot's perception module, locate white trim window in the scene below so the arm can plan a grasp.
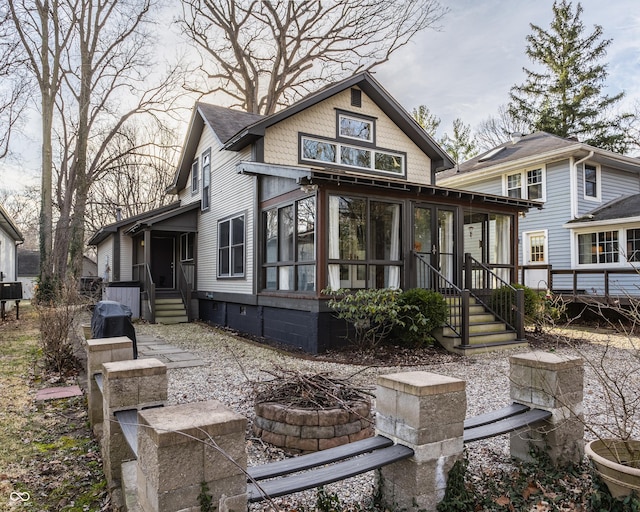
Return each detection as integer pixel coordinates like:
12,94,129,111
338,114,373,143
301,135,404,176
583,163,601,202
218,214,244,277
523,230,548,265
578,230,619,265
201,149,211,211
191,158,199,194
504,167,545,201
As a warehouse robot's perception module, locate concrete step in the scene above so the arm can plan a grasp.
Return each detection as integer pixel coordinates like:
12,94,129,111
155,302,185,311
441,321,507,337
155,298,184,305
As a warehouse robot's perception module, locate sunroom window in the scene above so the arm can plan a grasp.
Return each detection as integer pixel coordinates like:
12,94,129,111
328,195,401,290
263,196,316,292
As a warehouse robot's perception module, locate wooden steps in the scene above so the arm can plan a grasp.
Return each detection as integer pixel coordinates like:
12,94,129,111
154,294,188,324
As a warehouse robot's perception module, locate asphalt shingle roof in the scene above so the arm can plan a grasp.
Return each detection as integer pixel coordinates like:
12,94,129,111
197,103,264,144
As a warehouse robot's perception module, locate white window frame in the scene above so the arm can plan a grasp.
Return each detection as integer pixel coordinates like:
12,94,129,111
583,162,601,202
503,166,546,201
576,229,620,267
201,148,211,211
300,135,405,176
338,113,374,143
523,230,548,265
191,158,199,195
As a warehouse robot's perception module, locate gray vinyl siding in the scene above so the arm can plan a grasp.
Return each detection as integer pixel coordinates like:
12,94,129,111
178,129,218,207
197,140,255,295
576,163,640,217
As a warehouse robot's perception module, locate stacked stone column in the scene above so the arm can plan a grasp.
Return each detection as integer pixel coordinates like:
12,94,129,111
86,336,134,427
136,400,247,512
375,371,466,511
509,351,584,465
101,358,167,487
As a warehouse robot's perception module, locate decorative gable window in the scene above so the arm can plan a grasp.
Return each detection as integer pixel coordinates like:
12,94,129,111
504,167,545,201
583,163,600,201
338,113,373,143
300,135,404,176
218,214,244,277
201,149,211,211
191,158,199,194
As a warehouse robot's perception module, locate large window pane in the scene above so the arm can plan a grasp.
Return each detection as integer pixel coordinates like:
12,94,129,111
337,197,366,260
507,174,521,198
341,146,371,168
297,265,315,291
297,197,315,261
302,138,336,162
371,202,401,261
265,209,278,263
578,233,596,264
279,205,294,262
339,115,372,141
579,231,619,264
375,152,403,173
527,169,543,200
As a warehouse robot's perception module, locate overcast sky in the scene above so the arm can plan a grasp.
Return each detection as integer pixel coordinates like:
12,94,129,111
376,0,640,137
2,0,639,189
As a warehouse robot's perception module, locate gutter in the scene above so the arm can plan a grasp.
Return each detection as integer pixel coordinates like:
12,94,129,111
572,151,594,219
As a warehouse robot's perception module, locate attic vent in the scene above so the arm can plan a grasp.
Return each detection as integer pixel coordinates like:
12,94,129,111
478,146,505,162
351,88,362,107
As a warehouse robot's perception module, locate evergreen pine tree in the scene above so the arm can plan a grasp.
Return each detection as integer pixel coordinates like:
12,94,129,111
508,1,630,152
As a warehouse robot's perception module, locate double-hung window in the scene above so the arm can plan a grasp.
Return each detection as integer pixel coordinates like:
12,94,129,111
201,149,211,211
505,167,545,200
626,228,640,262
218,214,244,277
583,163,600,201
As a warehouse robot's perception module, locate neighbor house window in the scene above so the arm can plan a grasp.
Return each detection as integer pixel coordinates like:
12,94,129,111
263,196,316,292
201,149,211,211
627,228,640,262
218,214,244,277
327,195,401,290
191,158,199,194
584,163,600,200
505,167,545,200
578,231,619,264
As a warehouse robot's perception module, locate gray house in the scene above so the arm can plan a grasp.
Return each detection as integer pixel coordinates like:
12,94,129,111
437,132,640,302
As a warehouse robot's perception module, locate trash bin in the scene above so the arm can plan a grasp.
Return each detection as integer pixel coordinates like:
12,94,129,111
91,300,137,358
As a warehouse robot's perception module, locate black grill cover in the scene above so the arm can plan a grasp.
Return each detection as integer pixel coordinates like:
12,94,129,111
91,300,137,358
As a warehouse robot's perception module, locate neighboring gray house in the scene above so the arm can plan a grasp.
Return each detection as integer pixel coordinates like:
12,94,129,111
437,132,640,301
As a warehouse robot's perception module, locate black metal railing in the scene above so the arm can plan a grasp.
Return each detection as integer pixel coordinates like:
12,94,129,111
176,262,194,321
133,263,156,323
414,252,467,343
465,255,524,340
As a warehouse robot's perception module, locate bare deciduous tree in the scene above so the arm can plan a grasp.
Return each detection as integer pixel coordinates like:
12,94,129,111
178,0,448,114
475,104,531,151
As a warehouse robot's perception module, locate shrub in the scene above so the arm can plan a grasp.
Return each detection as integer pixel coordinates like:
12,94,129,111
394,288,447,347
324,288,423,350
489,283,542,326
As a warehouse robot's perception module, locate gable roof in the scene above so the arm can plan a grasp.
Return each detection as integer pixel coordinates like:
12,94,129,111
87,202,181,246
567,193,640,226
169,72,455,194
438,131,640,185
0,204,23,242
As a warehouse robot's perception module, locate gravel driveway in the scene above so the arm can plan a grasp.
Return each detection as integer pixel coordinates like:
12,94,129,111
134,321,640,511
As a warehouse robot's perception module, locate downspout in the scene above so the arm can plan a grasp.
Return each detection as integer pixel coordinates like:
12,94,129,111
571,151,594,219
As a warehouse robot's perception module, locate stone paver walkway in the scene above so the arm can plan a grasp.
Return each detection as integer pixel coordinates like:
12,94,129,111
136,334,204,368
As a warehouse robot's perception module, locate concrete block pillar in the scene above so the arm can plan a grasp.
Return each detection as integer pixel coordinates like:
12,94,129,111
136,400,247,512
102,358,167,487
375,371,466,511
510,351,584,465
86,336,134,426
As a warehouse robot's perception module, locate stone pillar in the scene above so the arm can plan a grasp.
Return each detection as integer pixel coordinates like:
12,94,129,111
375,371,466,511
510,351,584,465
102,358,167,487
86,336,134,427
136,400,247,512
